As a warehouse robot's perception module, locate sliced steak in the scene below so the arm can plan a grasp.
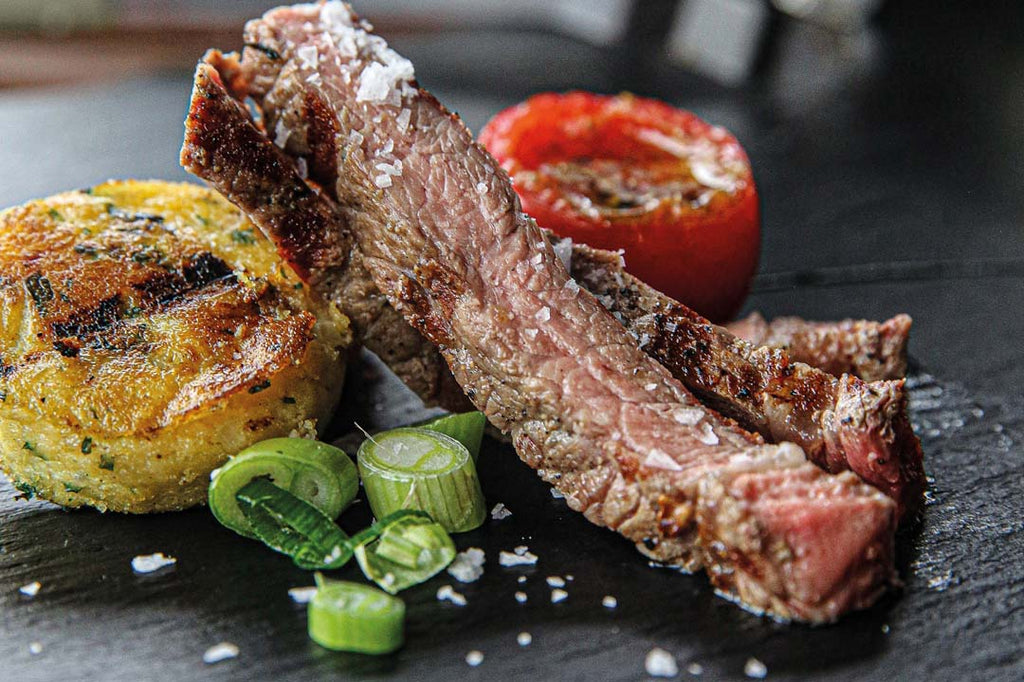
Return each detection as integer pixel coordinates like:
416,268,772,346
728,312,911,381
182,1,898,622
568,242,925,520
183,55,923,520
183,54,469,410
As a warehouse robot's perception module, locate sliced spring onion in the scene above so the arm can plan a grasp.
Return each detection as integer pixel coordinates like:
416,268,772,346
308,574,405,654
209,438,358,539
419,411,487,461
358,428,486,533
354,514,456,594
235,478,351,570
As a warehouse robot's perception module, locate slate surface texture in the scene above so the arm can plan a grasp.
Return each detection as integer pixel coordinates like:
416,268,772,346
0,1,1021,680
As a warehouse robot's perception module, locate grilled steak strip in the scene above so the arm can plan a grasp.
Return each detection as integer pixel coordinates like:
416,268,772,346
567,243,925,520
183,56,469,410
184,48,922,522
183,1,899,622
727,312,911,381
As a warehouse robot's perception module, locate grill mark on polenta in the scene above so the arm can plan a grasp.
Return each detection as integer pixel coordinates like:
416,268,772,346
51,296,122,344
25,272,55,316
182,252,233,286
129,252,233,306
25,252,237,360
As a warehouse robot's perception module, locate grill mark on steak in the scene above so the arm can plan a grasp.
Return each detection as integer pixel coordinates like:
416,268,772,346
727,312,911,381
181,1,899,622
567,242,925,520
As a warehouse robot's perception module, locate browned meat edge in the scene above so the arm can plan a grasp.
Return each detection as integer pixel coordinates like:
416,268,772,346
181,1,898,622
567,243,925,520
181,53,468,410
728,312,911,381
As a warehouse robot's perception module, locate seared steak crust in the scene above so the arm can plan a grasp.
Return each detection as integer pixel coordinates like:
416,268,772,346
182,1,898,622
568,243,925,520
728,312,911,381
183,58,468,409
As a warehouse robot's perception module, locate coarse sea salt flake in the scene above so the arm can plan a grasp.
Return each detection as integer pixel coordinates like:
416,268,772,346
536,307,550,322
465,650,484,667
320,2,353,30
546,576,565,588
524,328,538,340
274,119,290,148
203,642,239,664
132,552,177,574
500,550,538,567
19,581,41,597
744,658,768,678
356,52,415,104
602,595,618,609
673,407,703,426
357,62,392,102
437,585,467,606
396,108,412,132
551,588,568,603
374,174,393,188
552,237,573,271
296,44,319,70
376,161,402,176
550,487,565,499
477,182,488,194
288,586,317,604
491,502,512,520
447,547,485,583
645,383,658,391
645,648,678,678
644,449,682,472
515,591,528,603
28,642,43,655
697,422,720,446
687,662,704,675
517,632,532,646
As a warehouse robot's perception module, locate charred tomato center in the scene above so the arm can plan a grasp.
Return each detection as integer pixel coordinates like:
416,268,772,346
515,128,748,221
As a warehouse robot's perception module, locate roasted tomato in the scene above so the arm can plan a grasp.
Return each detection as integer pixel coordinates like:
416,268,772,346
479,92,760,322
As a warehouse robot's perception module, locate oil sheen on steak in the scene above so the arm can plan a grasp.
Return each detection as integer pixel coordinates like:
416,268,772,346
182,1,898,622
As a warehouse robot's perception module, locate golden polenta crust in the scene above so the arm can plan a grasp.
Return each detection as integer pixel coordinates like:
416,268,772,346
0,180,351,512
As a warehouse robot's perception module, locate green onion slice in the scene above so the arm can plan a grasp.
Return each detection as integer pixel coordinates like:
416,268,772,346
209,438,358,539
308,574,405,654
419,411,487,461
357,428,486,533
236,478,352,570
354,514,456,594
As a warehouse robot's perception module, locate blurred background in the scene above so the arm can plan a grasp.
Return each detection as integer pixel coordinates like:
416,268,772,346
0,0,1021,393
0,0,937,90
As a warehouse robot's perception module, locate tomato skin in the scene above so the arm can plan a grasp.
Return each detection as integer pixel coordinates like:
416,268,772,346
480,92,760,323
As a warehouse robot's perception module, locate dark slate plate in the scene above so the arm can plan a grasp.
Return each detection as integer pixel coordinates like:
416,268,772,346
1,347,1021,682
